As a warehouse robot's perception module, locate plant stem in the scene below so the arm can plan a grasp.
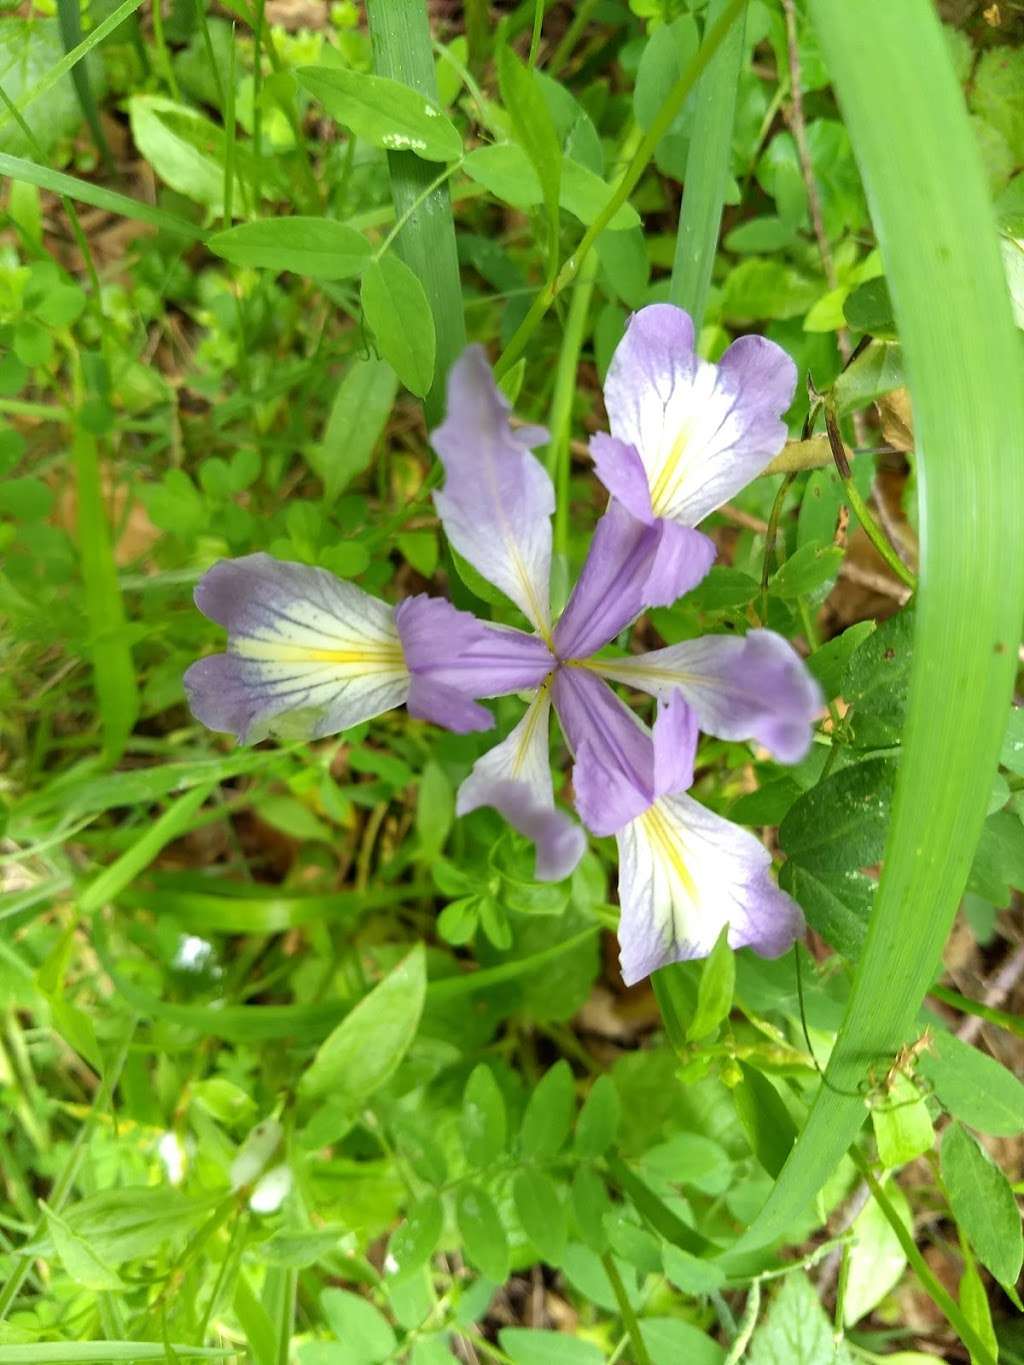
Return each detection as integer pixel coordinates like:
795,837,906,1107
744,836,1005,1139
602,1252,654,1365
366,0,466,425
824,406,916,590
850,1151,997,1365
494,0,747,380
670,0,747,331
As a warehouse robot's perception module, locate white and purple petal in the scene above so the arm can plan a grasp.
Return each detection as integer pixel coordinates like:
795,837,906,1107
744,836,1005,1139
552,500,714,661
600,304,797,527
431,346,555,635
593,629,822,764
457,686,585,881
395,594,552,733
615,792,805,986
184,553,409,744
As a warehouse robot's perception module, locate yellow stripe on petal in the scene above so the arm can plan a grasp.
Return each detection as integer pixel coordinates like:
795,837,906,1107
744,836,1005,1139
639,801,698,903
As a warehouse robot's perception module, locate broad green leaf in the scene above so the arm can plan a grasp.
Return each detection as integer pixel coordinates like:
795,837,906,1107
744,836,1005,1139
386,1193,444,1283
1001,706,1024,775
778,862,874,960
832,339,904,415
842,607,915,748
639,1319,725,1365
573,1075,620,1158
0,17,91,156
43,1204,124,1292
361,254,436,398
456,1183,509,1283
23,1188,210,1267
807,620,876,701
497,44,561,263
662,1243,727,1296
919,1029,1024,1136
416,761,453,859
960,1257,1000,1365
321,1287,397,1363
732,1063,797,1178
513,1169,567,1266
460,1063,507,1167
843,275,895,332
686,925,735,1041
966,808,1024,906
969,46,1024,162
299,944,425,1101
779,758,897,875
306,354,398,503
941,1121,1023,1287
768,542,842,600
296,67,461,162
208,217,372,279
721,257,820,323
843,1183,911,1325
871,1074,934,1168
520,1059,575,1160
461,144,639,230
571,1165,612,1254
498,1330,602,1365
748,1271,854,1364
129,95,226,211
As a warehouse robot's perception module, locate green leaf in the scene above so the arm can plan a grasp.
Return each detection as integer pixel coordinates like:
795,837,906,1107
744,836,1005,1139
778,863,873,960
571,1165,612,1254
43,1203,124,1292
416,761,453,859
960,1256,1000,1364
842,607,915,748
459,1063,506,1167
662,1243,727,1297
361,254,436,398
129,95,226,211
513,1169,567,1266
462,145,639,231
386,1193,443,1283
747,1271,855,1364
520,1059,575,1160
1000,706,1024,775
305,354,397,504
832,339,904,415
299,944,426,1102
842,1182,912,1325
732,1063,797,1178
497,43,561,265
779,758,897,875
969,46,1024,162
686,925,735,1041
639,1319,725,1365
844,275,895,333
498,1330,603,1365
208,217,373,279
0,17,92,156
456,1183,509,1283
966,808,1024,906
321,1287,397,1363
769,542,843,600
574,1075,620,1159
0,1349,230,1363
941,1121,1023,1287
296,67,461,161
807,620,876,702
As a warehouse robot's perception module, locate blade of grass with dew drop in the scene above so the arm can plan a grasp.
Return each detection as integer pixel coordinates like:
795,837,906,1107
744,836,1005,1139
74,431,138,765
669,0,746,332
734,0,1024,1275
365,0,466,425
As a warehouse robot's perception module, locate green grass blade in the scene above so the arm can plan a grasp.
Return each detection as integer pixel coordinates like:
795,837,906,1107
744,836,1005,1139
668,0,746,331
56,0,113,168
74,432,139,765
366,0,466,425
736,0,1024,1254
0,153,206,241
0,0,145,135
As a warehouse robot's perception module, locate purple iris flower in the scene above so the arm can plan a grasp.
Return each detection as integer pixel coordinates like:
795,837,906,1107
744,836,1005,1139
184,303,820,986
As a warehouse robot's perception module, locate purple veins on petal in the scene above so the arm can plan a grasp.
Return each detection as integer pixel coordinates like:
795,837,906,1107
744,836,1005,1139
600,303,797,527
183,553,409,744
592,629,822,764
431,345,555,635
457,686,585,881
552,500,714,661
395,593,552,734
615,791,805,987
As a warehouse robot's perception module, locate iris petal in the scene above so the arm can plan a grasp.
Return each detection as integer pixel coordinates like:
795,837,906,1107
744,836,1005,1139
184,553,408,744
601,304,797,527
615,792,805,986
431,347,555,636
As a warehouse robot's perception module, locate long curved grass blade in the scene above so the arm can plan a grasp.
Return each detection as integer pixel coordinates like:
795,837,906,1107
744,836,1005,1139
736,0,1024,1254
0,152,206,240
669,0,746,331
56,0,113,168
365,0,466,424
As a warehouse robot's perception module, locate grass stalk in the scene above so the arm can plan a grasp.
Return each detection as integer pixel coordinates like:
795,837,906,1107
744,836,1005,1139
366,0,466,425
669,0,746,331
